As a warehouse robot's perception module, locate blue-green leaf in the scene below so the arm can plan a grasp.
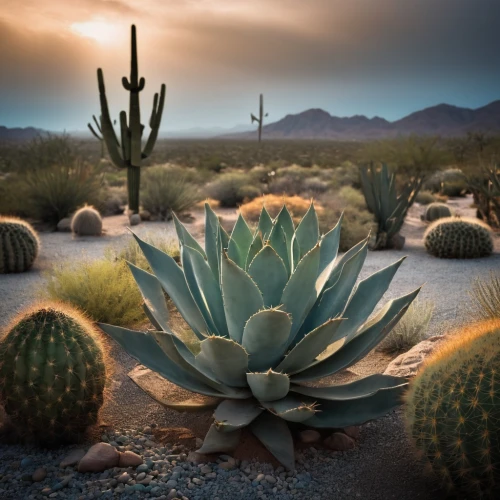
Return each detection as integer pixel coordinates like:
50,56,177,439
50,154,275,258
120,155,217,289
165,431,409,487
247,371,290,402
214,399,263,432
197,424,241,454
295,203,319,258
227,214,253,268
257,206,274,240
173,213,206,257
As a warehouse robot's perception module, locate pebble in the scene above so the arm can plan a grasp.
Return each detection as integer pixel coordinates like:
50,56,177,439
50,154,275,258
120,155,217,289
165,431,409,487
32,467,47,482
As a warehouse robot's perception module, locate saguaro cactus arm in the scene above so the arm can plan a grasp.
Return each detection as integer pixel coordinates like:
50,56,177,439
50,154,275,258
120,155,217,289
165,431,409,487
143,83,166,158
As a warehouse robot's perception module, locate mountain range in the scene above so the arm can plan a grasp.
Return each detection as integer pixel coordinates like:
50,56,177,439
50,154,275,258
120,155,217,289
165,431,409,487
1,101,500,142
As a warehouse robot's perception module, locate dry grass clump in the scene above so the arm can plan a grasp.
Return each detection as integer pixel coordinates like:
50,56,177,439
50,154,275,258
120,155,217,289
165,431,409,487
378,299,434,354
468,272,500,321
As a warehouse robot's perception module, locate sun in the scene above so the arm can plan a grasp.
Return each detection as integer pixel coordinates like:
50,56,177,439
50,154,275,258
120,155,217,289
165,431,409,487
70,19,121,45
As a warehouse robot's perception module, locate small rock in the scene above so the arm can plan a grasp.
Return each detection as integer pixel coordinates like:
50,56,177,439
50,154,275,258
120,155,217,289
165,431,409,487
21,457,34,468
195,438,204,448
139,210,151,221
41,488,52,496
324,432,356,451
32,468,47,482
165,479,178,489
299,430,321,444
129,214,141,226
60,449,86,468
343,426,360,440
78,443,120,473
136,472,146,481
143,426,152,434
187,451,208,465
57,217,72,232
219,461,235,470
166,490,177,500
118,472,131,484
118,451,143,468
136,463,150,473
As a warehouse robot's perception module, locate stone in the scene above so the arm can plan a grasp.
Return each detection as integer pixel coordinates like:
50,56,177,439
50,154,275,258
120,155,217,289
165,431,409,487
218,461,235,470
299,430,321,444
117,472,131,484
129,214,141,226
118,451,143,468
186,451,208,465
139,210,151,221
195,438,204,449
32,468,47,482
383,335,447,378
60,449,86,468
21,457,34,468
323,432,356,451
57,217,72,232
343,426,360,440
390,233,406,250
78,443,120,473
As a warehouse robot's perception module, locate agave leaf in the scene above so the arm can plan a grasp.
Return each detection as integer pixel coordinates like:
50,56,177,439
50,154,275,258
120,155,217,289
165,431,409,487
181,245,228,337
173,212,206,258
205,203,222,282
99,323,224,397
318,213,343,277
250,412,295,471
291,287,421,382
242,309,291,372
379,164,390,221
260,396,317,422
227,214,254,268
276,318,344,374
221,253,264,343
290,374,408,399
303,383,408,428
196,336,249,387
257,206,274,240
294,203,319,258
289,233,301,273
131,232,207,339
197,424,241,454
245,233,264,270
269,222,290,275
247,371,290,402
128,262,171,333
213,399,263,432
276,205,295,242
143,303,163,331
360,165,377,213
248,246,288,307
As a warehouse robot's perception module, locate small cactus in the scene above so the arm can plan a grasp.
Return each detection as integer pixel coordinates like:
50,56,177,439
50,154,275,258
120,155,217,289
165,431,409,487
422,202,453,222
424,216,493,258
0,302,107,445
71,205,103,236
0,216,40,273
405,319,500,498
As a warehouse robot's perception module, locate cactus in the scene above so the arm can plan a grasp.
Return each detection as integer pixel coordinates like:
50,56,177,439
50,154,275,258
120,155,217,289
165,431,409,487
360,163,423,250
0,302,106,445
94,25,166,213
0,216,40,274
422,202,453,222
87,115,117,159
405,319,500,498
424,216,493,259
99,202,421,470
71,205,103,236
251,94,268,143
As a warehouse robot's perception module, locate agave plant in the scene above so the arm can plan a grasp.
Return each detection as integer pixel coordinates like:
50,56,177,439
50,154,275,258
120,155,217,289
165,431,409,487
360,163,423,250
99,203,420,470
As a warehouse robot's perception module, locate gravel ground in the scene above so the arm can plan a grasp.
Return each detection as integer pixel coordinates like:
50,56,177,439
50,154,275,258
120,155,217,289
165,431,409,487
1,197,499,499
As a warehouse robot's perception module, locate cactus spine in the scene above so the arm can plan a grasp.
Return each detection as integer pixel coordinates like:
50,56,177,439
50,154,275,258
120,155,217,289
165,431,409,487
0,303,106,445
405,320,500,498
95,25,166,213
0,216,40,274
251,94,268,143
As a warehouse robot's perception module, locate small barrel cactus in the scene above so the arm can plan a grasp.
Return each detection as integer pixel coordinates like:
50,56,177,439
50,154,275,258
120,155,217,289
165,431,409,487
0,216,40,274
0,302,107,445
71,205,103,236
405,319,500,498
422,202,453,222
424,216,493,258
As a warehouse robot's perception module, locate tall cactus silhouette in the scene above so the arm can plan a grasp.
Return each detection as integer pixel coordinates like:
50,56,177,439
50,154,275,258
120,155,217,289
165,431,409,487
87,115,107,159
251,94,268,143
94,25,166,214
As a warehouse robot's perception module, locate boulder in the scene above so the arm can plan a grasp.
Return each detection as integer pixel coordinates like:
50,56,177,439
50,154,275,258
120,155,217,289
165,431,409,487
383,335,446,378
78,443,120,473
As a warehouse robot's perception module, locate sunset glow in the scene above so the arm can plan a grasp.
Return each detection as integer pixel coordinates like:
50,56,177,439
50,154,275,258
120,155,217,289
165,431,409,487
70,19,121,45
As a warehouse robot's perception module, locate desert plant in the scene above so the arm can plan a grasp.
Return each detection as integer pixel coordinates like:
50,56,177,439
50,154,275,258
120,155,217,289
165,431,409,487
94,25,166,214
422,202,453,222
206,172,259,207
468,164,500,228
87,114,106,159
0,302,106,445
140,165,202,220
360,163,423,249
99,202,421,470
71,205,103,236
378,299,434,354
43,258,145,326
415,190,435,205
239,194,318,223
251,94,268,143
405,319,500,498
424,217,493,259
425,168,468,196
468,272,500,320
0,216,40,273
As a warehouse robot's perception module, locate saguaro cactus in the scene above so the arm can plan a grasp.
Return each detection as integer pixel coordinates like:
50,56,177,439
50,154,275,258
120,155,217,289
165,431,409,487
87,115,117,159
94,25,166,214
251,94,268,143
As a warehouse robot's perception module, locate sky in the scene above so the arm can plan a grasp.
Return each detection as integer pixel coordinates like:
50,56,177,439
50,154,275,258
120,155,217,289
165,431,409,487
0,0,499,132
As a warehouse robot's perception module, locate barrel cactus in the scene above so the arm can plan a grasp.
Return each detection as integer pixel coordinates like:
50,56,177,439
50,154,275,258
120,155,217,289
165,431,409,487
71,205,103,236
0,216,40,273
424,217,493,259
0,302,106,445
100,203,421,470
422,203,452,222
405,319,500,498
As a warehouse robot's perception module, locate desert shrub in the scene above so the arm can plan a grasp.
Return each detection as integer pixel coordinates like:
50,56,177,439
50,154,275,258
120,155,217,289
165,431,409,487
141,165,202,219
42,258,145,327
415,190,436,205
238,184,262,202
96,186,127,216
303,177,329,194
248,165,274,184
206,172,260,207
440,180,467,197
239,194,318,223
71,205,103,236
424,168,468,196
268,165,320,195
378,299,434,353
328,161,361,189
468,272,500,320
0,173,32,216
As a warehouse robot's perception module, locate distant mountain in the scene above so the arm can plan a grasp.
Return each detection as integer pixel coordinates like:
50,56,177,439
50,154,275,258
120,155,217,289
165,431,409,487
220,101,500,140
0,126,49,141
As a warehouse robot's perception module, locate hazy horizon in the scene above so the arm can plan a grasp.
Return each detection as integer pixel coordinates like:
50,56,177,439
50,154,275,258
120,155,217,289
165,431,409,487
1,0,499,131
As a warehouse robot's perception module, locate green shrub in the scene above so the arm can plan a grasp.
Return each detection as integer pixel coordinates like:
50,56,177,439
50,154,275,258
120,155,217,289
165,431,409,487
424,168,468,196
206,172,259,207
415,190,436,205
141,165,202,219
469,272,500,320
378,299,434,353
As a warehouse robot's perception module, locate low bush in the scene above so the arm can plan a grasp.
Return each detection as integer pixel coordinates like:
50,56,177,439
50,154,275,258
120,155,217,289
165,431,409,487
206,172,261,207
468,272,500,321
239,194,318,223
